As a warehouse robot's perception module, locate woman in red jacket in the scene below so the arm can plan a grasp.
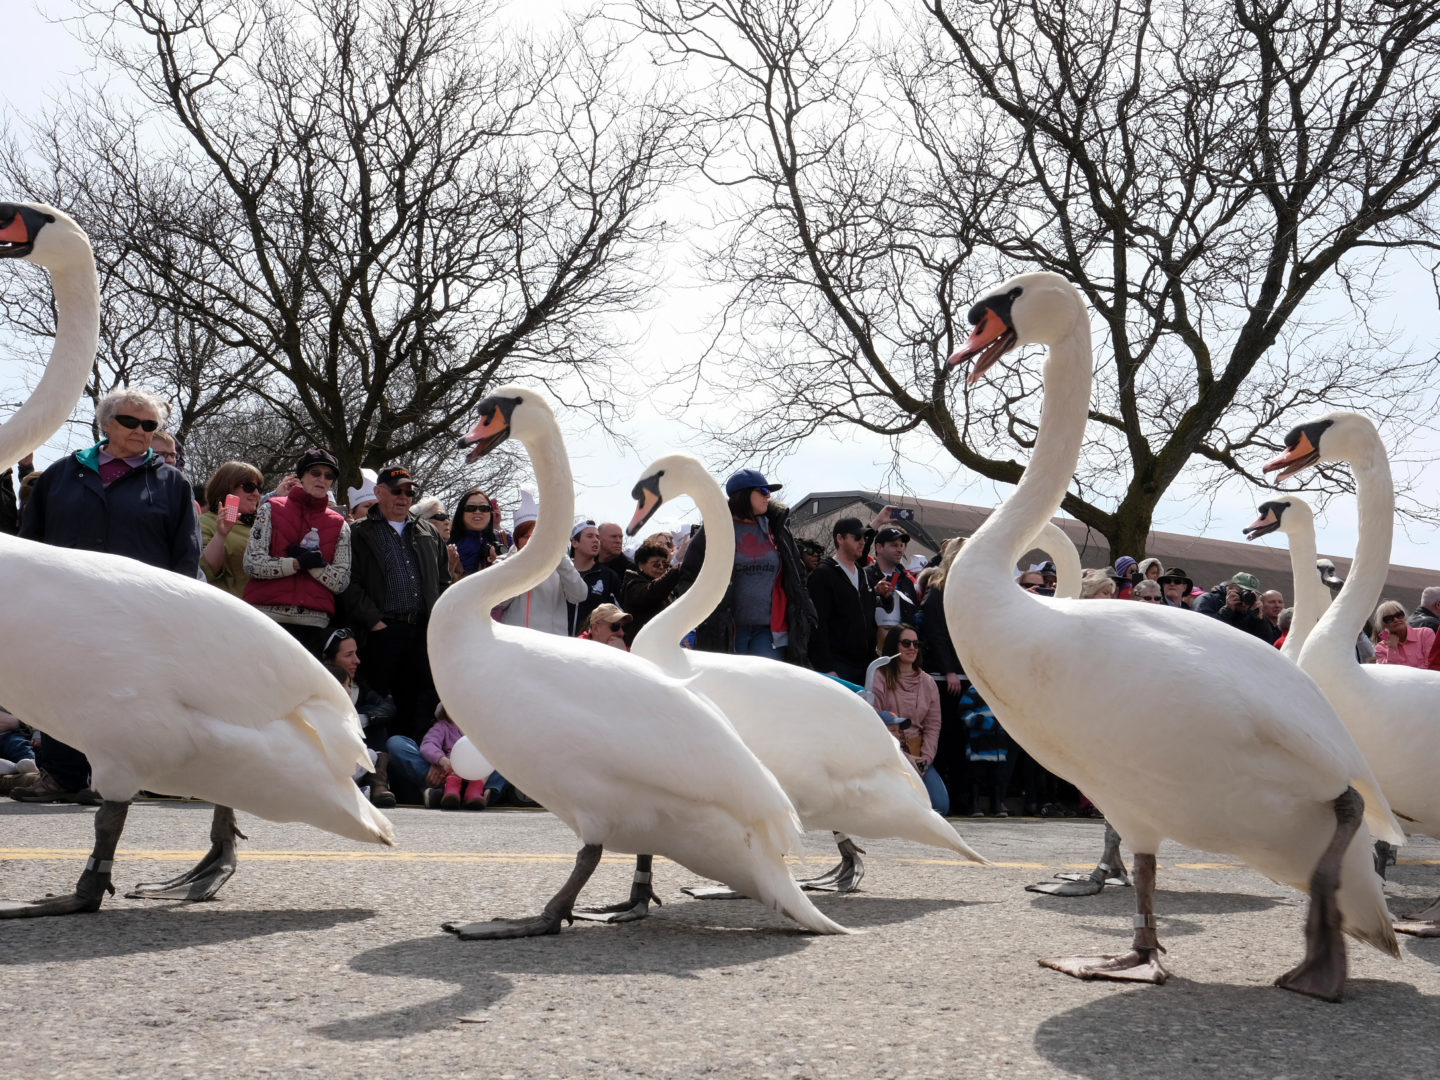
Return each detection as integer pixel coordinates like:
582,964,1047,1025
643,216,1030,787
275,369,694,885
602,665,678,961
242,448,352,655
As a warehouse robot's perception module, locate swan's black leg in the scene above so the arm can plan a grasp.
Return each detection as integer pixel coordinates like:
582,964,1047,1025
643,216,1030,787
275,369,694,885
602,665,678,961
127,805,245,902
1276,786,1362,1001
1039,851,1168,984
798,833,866,893
573,853,663,923
0,800,129,918
443,843,603,939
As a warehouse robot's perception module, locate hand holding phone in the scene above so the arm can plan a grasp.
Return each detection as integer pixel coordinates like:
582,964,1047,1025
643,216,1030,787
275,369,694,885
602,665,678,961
223,493,240,523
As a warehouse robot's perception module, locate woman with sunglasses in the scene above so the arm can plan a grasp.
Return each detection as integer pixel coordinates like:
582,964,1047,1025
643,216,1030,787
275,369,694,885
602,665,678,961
321,628,399,807
1373,600,1435,669
869,624,949,815
242,448,353,656
198,461,266,599
16,386,201,804
448,486,505,579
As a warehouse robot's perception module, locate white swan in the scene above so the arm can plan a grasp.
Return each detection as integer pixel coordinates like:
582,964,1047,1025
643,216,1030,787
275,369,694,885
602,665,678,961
604,454,984,908
943,271,1401,1000
0,202,394,917
1264,412,1440,935
428,388,848,938
1242,496,1336,660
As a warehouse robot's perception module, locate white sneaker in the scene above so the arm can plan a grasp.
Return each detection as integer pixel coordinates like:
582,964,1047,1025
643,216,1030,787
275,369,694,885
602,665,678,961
15,759,37,775
0,760,14,776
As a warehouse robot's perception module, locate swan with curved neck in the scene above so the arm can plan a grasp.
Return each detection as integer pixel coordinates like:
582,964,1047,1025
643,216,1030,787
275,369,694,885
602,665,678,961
942,271,1401,1000
1242,496,1335,660
1265,412,1440,935
428,388,847,938
0,202,393,920
619,454,984,901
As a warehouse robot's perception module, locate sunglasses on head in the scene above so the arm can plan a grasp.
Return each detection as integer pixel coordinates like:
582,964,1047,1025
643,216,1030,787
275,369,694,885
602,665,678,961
114,414,159,432
324,627,354,653
461,504,490,515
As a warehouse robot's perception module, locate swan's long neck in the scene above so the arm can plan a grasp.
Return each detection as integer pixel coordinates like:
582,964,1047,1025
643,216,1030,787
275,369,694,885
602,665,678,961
631,462,736,662
1303,440,1392,664
1279,518,1322,660
438,412,575,630
0,256,99,473
949,327,1092,608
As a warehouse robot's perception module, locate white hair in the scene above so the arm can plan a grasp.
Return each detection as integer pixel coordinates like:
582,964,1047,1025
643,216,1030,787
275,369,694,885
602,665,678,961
412,496,445,520
95,386,169,429
1422,586,1440,611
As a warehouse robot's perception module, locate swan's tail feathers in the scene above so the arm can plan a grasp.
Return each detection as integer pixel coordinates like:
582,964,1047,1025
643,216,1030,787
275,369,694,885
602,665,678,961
279,699,397,848
911,811,989,865
1338,826,1399,959
1353,776,1406,848
750,840,852,935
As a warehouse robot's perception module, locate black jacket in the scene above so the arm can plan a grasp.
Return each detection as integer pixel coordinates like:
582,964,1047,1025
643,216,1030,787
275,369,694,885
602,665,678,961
1408,605,1439,633
807,556,880,675
570,562,623,636
676,502,816,666
21,445,200,576
918,584,963,678
341,508,449,640
621,566,681,644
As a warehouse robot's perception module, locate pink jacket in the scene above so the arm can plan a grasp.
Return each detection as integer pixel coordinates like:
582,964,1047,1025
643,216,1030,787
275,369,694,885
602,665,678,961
870,669,942,768
419,716,465,765
1375,626,1435,669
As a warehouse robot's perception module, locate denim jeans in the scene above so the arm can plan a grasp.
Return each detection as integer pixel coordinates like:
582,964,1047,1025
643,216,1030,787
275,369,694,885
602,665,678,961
0,731,34,764
733,624,784,661
919,764,950,817
384,735,430,805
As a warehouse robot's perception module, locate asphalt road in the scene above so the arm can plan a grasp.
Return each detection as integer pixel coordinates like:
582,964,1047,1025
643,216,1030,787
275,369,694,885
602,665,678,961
2,800,1438,1079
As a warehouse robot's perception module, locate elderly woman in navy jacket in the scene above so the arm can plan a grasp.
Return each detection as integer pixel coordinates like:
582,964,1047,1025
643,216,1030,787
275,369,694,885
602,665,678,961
15,387,200,803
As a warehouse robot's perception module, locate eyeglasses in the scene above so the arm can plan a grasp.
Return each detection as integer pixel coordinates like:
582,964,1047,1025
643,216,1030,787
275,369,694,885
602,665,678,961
461,504,490,515
306,467,337,481
114,414,159,432
1138,595,1163,602
898,639,919,648
388,486,415,497
1382,613,1406,623
237,481,261,493
429,513,449,522
323,627,354,653
606,622,626,632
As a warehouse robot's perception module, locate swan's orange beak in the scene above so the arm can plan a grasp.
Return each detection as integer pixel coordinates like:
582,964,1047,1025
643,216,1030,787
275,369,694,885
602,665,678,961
0,214,28,244
628,490,659,536
0,204,46,259
948,308,1016,386
1263,432,1318,483
458,411,509,463
1242,508,1280,541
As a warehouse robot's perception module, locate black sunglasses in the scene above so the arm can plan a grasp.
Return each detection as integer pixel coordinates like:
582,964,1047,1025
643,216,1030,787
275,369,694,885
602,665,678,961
1382,613,1406,622
114,413,159,433
461,504,490,514
606,622,626,632
429,513,450,522
388,485,415,497
898,638,919,648
306,467,337,481
238,480,261,493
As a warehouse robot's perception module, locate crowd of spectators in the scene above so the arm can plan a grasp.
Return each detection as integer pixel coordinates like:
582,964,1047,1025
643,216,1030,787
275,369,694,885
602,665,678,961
3,390,1438,816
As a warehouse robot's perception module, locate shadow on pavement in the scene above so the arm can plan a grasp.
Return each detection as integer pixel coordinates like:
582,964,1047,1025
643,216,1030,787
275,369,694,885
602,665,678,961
1404,938,1440,965
318,908,822,1041
806,894,975,929
0,907,375,964
1034,979,1438,1078
1029,887,1285,917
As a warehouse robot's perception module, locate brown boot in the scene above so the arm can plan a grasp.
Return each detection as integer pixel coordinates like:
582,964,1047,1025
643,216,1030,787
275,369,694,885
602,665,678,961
9,769,84,803
0,770,39,798
369,752,397,809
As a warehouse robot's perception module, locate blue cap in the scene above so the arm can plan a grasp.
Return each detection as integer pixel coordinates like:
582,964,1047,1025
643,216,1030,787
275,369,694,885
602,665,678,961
724,468,783,497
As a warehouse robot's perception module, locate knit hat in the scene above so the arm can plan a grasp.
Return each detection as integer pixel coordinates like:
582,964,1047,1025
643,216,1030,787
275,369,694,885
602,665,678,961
346,469,378,511
1114,556,1137,578
294,447,339,476
512,489,539,529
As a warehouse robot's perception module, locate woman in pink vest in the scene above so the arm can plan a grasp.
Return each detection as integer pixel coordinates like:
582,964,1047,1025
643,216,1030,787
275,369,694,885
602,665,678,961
243,448,352,655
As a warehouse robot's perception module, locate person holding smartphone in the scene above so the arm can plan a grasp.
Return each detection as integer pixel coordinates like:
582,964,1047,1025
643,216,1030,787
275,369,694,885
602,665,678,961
198,461,266,599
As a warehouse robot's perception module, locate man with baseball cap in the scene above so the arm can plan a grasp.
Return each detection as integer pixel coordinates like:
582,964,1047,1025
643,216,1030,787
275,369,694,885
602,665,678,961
342,464,450,740
871,524,917,650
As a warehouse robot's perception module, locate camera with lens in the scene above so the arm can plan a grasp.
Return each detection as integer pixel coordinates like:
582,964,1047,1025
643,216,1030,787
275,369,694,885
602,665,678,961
1229,585,1256,606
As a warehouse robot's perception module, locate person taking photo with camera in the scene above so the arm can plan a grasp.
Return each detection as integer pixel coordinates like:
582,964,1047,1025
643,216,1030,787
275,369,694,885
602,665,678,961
1198,571,1281,645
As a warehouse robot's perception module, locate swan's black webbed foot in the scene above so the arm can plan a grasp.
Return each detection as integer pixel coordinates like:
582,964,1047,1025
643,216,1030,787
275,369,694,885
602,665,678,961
127,806,244,902
443,843,602,941
0,800,129,919
573,855,662,923
1039,949,1169,984
1393,895,1440,937
798,834,865,893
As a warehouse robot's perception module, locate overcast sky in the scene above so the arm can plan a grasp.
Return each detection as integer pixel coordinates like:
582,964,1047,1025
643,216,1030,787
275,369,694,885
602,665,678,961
4,0,1438,582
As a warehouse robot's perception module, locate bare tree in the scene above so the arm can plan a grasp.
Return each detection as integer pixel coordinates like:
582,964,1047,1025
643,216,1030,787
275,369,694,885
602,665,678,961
639,0,1440,558
4,0,689,494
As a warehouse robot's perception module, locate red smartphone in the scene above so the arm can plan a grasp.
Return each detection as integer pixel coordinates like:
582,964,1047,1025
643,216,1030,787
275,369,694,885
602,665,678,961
223,493,240,522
